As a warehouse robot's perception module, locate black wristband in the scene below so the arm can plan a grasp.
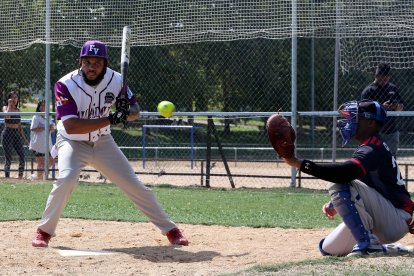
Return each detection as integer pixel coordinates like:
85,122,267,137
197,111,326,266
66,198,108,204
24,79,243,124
300,159,315,174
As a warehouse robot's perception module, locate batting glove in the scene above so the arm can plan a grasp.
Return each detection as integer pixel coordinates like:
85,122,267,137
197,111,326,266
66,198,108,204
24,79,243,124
115,97,130,113
108,110,128,125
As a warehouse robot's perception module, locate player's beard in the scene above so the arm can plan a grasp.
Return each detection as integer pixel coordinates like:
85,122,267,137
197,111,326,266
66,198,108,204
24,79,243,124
81,67,107,86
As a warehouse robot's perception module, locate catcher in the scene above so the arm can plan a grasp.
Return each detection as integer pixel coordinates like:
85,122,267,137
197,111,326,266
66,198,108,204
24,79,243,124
267,100,414,256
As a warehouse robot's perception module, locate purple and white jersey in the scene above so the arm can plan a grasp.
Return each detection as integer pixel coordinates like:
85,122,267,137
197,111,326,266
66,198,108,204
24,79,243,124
55,68,136,142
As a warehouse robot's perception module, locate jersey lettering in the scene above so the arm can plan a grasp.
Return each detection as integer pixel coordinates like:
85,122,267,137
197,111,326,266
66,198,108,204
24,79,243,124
383,142,390,152
78,106,111,119
391,155,405,186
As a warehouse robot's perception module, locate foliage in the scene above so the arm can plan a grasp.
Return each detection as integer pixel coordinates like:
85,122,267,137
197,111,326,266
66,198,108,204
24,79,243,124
3,38,407,115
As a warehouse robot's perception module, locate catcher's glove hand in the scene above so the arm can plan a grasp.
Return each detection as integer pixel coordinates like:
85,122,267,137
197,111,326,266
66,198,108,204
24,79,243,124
266,114,296,158
322,201,336,220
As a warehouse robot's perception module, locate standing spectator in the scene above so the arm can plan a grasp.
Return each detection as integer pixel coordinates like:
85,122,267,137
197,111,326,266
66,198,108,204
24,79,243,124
29,99,56,180
361,63,403,157
1,91,28,178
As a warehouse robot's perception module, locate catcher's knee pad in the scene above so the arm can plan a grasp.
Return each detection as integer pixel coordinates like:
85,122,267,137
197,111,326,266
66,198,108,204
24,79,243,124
318,238,331,256
329,184,369,246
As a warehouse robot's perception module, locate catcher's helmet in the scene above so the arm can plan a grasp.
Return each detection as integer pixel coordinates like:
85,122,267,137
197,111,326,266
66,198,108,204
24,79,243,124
337,100,386,146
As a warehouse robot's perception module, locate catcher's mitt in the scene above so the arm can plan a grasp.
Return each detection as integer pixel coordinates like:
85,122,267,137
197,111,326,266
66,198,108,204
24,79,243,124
266,114,296,158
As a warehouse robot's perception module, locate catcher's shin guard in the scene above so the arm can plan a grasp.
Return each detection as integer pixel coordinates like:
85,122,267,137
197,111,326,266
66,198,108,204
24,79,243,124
329,184,370,250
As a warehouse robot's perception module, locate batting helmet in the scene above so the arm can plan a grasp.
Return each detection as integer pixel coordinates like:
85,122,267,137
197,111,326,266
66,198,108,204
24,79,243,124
80,40,108,60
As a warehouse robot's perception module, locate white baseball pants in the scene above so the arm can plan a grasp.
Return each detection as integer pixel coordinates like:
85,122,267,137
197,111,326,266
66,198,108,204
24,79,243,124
321,180,411,256
37,133,177,236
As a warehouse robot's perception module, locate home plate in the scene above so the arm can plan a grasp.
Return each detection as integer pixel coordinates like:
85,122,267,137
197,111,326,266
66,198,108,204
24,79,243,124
58,249,118,257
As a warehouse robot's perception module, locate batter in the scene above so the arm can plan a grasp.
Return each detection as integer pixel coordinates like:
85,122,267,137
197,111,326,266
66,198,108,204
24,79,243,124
32,40,189,247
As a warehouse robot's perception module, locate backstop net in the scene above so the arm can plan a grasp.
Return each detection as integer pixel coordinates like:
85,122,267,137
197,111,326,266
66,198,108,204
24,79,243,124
1,1,414,189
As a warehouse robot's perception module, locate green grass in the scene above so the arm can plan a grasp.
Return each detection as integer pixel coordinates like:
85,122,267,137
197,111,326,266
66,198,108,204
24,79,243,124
229,255,414,275
0,182,338,228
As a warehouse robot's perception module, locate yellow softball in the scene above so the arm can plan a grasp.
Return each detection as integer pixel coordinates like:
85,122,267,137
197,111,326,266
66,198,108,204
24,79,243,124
157,101,176,118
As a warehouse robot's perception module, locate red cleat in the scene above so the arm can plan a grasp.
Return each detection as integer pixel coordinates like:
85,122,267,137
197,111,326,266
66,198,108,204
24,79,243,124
32,228,51,247
166,228,189,246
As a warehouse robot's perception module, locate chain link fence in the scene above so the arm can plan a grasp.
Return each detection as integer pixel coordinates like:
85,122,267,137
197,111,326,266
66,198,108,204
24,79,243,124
1,1,414,189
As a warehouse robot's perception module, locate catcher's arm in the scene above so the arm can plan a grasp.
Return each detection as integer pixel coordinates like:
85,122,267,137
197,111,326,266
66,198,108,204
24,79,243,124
266,114,361,181
283,156,303,168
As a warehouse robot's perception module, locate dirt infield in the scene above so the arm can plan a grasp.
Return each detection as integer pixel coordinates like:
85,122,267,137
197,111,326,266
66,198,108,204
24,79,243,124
2,219,414,275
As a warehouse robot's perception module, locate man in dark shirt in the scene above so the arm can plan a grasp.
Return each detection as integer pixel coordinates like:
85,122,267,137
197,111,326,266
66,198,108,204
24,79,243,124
361,63,403,157
282,100,413,256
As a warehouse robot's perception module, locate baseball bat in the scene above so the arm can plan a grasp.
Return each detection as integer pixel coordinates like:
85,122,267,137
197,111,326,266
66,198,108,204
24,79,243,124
120,26,131,99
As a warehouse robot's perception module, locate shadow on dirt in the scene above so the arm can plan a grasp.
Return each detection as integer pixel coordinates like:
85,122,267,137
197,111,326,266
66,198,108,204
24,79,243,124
54,245,245,263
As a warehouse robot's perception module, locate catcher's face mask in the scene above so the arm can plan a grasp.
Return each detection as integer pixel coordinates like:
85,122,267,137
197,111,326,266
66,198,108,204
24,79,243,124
337,100,386,146
337,101,359,146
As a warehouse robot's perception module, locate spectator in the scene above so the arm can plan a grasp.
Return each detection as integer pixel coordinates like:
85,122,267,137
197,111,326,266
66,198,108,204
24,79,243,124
1,91,28,178
361,63,403,157
29,99,56,180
